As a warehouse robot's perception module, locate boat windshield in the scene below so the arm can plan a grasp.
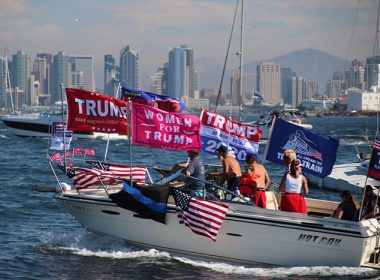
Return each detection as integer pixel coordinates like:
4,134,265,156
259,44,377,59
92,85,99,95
42,104,67,116
160,172,252,205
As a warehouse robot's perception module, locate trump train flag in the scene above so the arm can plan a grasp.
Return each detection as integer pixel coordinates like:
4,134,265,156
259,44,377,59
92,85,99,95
65,88,129,135
109,182,170,224
50,122,73,150
265,118,339,178
121,87,185,113
131,103,201,151
200,110,262,161
368,135,380,181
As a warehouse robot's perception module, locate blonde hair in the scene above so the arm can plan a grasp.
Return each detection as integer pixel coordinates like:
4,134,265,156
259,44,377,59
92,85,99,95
283,149,297,161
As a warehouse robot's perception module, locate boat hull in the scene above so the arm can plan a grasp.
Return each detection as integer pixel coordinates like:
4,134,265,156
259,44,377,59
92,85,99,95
55,192,377,267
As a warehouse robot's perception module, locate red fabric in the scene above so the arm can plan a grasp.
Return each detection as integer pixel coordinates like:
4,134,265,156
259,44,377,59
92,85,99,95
239,173,260,197
280,193,307,214
254,190,266,208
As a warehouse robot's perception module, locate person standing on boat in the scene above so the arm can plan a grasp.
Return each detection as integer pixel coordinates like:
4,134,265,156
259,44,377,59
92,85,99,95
361,185,379,220
176,150,205,197
280,159,309,214
215,145,242,195
332,190,359,221
283,149,297,174
244,153,271,208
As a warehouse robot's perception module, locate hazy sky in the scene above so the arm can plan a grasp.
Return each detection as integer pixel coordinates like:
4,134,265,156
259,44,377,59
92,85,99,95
0,0,377,89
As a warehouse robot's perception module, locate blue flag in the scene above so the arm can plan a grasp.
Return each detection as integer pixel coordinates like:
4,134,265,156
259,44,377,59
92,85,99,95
109,182,169,224
265,118,339,178
121,87,185,113
368,135,380,181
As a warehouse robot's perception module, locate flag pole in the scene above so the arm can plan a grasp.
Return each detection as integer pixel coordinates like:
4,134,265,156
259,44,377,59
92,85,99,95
60,83,67,172
104,83,121,163
128,98,133,187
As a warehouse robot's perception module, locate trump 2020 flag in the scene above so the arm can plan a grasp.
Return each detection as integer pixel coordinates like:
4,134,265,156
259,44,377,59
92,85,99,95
121,87,185,113
200,110,262,161
265,118,339,178
368,135,380,181
109,182,169,224
131,103,201,151
50,122,73,150
66,88,129,135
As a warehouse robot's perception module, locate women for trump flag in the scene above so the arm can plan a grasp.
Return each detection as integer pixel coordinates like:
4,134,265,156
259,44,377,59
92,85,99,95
131,103,201,151
66,88,129,135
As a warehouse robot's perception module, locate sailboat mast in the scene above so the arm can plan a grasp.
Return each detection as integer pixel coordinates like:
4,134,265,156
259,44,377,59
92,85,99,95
238,0,244,121
4,48,14,114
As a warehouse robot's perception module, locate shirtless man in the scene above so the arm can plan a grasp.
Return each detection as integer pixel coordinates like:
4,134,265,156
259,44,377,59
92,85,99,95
216,145,242,195
245,153,270,191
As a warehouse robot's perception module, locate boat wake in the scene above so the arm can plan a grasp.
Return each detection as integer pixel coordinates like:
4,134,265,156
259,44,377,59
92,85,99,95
175,257,378,278
40,231,379,277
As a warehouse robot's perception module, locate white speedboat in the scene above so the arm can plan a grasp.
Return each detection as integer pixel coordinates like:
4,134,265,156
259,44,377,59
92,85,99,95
52,165,380,268
307,159,379,195
1,104,97,139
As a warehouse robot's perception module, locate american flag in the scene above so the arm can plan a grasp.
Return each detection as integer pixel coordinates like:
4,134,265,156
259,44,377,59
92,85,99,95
86,161,146,182
172,188,229,242
374,135,380,151
61,166,115,189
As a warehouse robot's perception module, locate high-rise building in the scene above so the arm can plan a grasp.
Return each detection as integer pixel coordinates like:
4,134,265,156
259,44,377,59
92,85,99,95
168,47,186,99
150,68,164,94
257,62,281,105
281,67,294,105
51,51,71,104
36,53,52,97
69,55,95,91
305,80,318,99
230,72,245,106
182,45,195,99
291,76,305,107
120,45,141,90
31,57,46,99
104,54,119,97
365,56,380,90
325,80,344,99
345,60,364,90
10,50,31,106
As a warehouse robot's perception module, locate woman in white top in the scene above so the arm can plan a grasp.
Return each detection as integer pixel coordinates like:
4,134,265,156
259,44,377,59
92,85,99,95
280,159,309,214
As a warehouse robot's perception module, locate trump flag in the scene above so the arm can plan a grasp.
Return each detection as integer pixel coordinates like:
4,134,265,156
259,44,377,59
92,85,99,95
131,103,201,151
200,110,262,161
265,118,339,178
121,87,185,113
66,88,129,135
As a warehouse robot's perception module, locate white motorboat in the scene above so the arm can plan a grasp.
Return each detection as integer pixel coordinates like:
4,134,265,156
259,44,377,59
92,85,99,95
1,104,97,139
52,165,380,268
307,158,380,195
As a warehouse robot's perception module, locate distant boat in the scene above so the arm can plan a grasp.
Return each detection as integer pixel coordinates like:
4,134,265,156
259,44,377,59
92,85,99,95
1,103,97,139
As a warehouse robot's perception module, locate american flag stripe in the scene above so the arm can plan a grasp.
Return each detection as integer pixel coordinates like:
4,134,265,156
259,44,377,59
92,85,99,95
85,161,146,182
173,188,229,242
70,167,115,189
374,138,380,150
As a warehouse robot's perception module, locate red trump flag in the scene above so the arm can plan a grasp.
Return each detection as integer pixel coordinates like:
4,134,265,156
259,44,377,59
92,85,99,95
131,103,201,151
66,88,129,135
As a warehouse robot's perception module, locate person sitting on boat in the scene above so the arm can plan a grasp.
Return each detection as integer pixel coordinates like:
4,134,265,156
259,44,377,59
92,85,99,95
332,190,359,221
280,159,309,214
283,149,297,174
244,153,271,208
215,145,242,196
239,165,260,198
361,185,379,220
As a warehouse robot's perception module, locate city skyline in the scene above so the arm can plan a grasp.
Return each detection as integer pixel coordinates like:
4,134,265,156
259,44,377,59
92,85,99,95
0,0,377,90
